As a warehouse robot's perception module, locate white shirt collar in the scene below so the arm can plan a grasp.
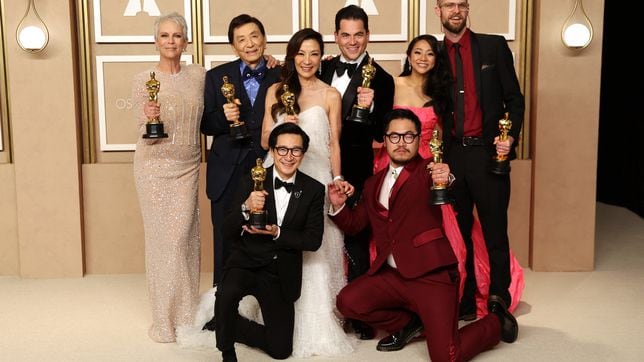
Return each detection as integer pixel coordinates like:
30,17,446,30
339,52,367,65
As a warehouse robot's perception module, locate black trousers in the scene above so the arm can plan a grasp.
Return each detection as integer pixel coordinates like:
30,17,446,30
211,151,258,286
343,187,371,282
448,143,512,306
215,264,294,360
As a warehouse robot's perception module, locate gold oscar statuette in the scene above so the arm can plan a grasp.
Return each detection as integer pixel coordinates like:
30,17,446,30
490,112,513,175
221,76,250,140
142,71,168,139
249,158,268,229
349,56,376,125
280,84,296,116
428,128,451,205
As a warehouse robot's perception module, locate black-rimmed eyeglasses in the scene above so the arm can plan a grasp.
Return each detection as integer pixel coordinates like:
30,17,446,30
275,146,304,157
385,132,419,144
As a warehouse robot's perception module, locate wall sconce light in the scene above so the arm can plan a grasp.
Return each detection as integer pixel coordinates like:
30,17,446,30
561,0,593,49
16,0,49,53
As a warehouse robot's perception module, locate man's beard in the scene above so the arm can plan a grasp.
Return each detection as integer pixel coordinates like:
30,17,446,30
442,17,466,34
390,148,414,166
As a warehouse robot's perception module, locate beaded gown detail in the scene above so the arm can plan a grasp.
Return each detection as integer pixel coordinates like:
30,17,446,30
264,105,353,357
132,64,205,342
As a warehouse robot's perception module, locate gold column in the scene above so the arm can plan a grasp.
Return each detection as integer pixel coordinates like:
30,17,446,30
409,0,419,40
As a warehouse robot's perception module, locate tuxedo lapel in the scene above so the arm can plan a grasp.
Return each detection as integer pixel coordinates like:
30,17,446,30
373,168,389,212
227,59,251,106
341,54,370,117
264,168,278,225
389,157,422,207
281,175,303,227
470,33,483,105
253,67,279,113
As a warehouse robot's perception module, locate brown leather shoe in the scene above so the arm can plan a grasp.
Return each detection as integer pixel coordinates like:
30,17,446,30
488,295,518,343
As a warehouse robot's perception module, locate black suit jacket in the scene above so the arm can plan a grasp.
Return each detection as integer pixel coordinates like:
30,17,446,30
201,60,282,201
320,53,394,187
222,167,325,302
441,31,525,160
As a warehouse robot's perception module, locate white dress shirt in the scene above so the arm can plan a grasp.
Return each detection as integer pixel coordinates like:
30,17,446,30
331,53,367,96
273,173,296,228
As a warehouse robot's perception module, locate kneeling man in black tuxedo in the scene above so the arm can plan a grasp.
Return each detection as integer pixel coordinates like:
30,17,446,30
214,123,325,362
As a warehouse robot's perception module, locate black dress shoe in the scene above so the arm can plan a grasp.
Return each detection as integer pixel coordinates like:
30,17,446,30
488,295,518,343
376,315,423,352
459,302,477,321
202,316,216,331
352,320,375,340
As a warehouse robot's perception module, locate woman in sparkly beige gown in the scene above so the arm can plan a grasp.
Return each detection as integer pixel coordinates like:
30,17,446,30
132,13,205,343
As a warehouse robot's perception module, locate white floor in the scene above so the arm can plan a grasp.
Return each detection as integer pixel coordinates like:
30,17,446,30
1,202,643,361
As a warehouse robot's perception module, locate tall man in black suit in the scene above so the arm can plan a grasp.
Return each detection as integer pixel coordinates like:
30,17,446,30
319,5,394,339
214,123,325,362
434,0,525,320
201,14,281,286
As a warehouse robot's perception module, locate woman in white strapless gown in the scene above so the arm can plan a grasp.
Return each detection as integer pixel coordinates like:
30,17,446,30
260,28,354,358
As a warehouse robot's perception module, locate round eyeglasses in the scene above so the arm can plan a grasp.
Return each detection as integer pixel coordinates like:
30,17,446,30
275,146,304,157
385,132,419,144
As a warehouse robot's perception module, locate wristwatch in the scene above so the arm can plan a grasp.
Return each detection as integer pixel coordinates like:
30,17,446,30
241,202,250,214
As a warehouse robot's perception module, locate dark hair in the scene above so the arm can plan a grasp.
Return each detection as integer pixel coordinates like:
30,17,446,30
334,5,369,32
227,14,266,44
268,123,310,153
383,108,422,135
271,28,324,119
399,34,453,127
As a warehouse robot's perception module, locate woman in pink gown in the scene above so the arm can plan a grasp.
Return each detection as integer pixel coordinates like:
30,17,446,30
373,35,523,318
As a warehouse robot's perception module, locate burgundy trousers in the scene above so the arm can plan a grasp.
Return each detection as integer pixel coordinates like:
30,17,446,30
337,265,501,362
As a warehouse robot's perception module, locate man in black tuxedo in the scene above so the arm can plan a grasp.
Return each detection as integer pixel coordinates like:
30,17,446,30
213,123,325,362
319,5,394,339
434,0,525,321
201,14,282,286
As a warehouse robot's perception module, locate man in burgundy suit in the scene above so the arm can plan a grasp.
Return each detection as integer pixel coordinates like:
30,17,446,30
328,108,518,361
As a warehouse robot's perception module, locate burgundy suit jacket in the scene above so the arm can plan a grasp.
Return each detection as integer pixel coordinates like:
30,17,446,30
331,156,457,278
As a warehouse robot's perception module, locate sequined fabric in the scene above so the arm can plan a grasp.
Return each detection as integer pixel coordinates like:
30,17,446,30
132,64,205,343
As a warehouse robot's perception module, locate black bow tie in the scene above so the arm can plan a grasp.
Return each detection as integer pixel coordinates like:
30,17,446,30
242,66,266,81
275,178,295,193
336,61,357,78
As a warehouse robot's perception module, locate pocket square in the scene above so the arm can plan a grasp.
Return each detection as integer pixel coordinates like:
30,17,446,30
481,63,495,70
